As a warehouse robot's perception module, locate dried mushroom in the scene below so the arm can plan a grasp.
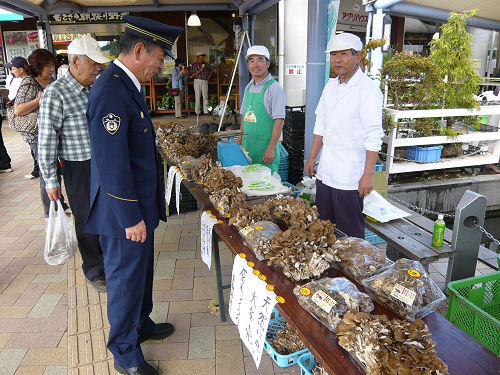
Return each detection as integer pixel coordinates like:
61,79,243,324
193,157,216,184
331,237,386,281
229,202,271,229
269,323,306,355
240,221,281,260
336,309,448,375
361,259,445,321
265,196,318,230
293,278,374,331
308,219,337,244
266,228,337,281
209,187,247,216
203,168,243,193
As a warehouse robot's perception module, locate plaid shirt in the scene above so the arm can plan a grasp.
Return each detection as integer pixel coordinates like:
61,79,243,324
38,71,91,189
190,62,213,81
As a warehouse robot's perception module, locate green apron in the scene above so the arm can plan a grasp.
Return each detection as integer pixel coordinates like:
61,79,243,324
242,79,280,174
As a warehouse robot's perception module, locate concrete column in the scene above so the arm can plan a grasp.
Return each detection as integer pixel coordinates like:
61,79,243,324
369,9,384,79
304,0,328,162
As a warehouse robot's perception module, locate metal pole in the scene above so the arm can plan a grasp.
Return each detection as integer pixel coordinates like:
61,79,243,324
238,16,251,111
218,30,249,132
304,0,328,164
446,190,487,285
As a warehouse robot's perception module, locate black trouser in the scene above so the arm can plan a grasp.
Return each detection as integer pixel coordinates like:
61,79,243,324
62,159,105,282
0,120,12,170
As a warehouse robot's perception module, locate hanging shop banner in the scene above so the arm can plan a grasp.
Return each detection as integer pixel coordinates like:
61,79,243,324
4,31,39,61
229,254,277,368
49,12,129,24
52,33,89,44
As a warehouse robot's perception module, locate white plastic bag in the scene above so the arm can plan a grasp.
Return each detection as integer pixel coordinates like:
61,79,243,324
44,200,77,265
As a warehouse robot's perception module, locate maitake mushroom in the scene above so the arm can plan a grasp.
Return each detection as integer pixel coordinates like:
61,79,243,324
266,228,337,281
229,202,271,229
336,309,448,375
264,195,318,230
203,168,243,193
293,278,374,331
209,187,247,217
331,237,386,281
362,259,445,321
269,323,306,355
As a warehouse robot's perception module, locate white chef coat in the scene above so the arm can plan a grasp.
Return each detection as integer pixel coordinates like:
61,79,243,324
314,67,383,190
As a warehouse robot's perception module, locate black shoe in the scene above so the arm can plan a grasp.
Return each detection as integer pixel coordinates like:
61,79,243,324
114,361,158,375
137,322,174,344
88,279,106,292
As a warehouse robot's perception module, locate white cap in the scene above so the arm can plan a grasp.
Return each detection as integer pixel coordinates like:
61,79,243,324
438,214,444,220
62,35,110,64
245,45,270,60
327,33,363,53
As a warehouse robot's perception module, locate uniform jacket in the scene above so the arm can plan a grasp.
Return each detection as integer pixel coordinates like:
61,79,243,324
86,62,167,238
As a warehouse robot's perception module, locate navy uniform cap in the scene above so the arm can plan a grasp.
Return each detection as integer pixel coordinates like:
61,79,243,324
123,15,183,59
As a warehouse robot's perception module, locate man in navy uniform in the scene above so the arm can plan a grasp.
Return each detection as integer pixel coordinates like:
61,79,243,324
86,16,183,375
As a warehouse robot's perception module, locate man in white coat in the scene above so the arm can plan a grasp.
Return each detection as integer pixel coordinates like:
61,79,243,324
305,33,383,238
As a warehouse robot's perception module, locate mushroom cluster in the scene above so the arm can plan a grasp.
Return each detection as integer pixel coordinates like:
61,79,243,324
229,202,272,229
266,229,337,280
312,364,330,375
265,196,318,230
362,259,445,321
336,310,448,375
331,237,387,281
203,168,243,193
293,278,374,331
209,187,247,217
269,323,306,355
154,120,217,165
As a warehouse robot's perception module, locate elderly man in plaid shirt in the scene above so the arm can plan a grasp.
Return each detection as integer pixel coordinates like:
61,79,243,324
190,53,213,115
38,35,110,291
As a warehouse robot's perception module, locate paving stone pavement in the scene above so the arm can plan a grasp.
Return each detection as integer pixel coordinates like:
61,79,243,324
0,122,497,374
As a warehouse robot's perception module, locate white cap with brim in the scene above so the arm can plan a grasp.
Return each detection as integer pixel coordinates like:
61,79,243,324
327,33,363,53
61,34,110,64
245,45,270,60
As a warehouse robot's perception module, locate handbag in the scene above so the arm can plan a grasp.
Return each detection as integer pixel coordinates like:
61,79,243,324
168,88,179,96
7,104,38,134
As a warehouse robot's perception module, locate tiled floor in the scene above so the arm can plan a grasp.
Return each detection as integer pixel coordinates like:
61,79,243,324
0,121,497,374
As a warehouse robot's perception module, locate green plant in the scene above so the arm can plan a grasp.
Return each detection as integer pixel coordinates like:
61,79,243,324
208,95,218,110
413,118,441,137
429,10,481,117
380,53,444,110
360,38,386,71
382,108,395,135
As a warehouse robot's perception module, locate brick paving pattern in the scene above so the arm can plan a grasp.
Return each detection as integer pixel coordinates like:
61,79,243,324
0,121,496,374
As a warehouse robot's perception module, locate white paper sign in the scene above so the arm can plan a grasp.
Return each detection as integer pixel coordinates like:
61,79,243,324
200,211,219,269
175,171,183,215
229,255,277,368
363,190,410,223
165,166,177,206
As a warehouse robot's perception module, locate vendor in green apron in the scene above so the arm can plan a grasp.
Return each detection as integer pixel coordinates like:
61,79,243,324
237,45,285,174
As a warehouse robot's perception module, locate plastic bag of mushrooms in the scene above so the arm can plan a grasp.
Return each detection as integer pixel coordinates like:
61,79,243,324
362,259,446,321
336,309,448,375
330,237,388,282
293,277,374,332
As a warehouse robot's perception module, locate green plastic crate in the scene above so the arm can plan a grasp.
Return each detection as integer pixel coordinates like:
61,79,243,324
446,271,500,355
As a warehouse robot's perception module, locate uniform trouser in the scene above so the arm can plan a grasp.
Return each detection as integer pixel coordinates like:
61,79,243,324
29,141,66,218
174,90,184,117
62,159,105,282
100,233,156,368
0,121,11,170
315,179,365,239
194,79,208,114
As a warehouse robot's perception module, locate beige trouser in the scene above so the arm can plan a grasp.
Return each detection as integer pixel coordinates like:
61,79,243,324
174,91,183,117
194,78,208,114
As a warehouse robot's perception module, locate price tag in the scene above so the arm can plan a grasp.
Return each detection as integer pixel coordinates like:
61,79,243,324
390,283,416,306
240,226,254,237
311,290,337,313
